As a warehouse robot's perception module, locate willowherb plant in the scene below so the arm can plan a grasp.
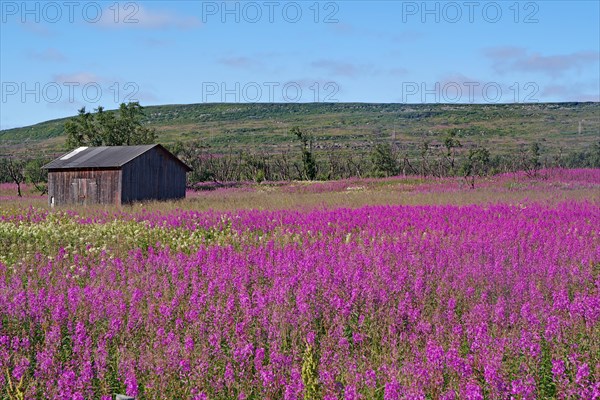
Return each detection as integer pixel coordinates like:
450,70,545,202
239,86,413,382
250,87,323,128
0,176,599,398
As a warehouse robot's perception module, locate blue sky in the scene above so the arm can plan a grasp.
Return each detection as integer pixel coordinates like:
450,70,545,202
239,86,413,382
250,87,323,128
0,0,599,129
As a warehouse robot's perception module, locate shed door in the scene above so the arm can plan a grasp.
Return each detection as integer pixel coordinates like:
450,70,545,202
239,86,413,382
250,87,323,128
72,178,98,205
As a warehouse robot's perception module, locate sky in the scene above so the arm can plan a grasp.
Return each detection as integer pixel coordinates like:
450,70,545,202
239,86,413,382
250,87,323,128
0,0,599,129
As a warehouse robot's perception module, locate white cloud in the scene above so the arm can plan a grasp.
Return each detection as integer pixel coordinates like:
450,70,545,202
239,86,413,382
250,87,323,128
95,5,201,30
53,72,100,84
28,48,67,62
484,47,599,77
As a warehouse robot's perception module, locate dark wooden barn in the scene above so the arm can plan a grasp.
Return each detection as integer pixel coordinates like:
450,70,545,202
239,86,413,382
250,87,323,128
43,144,192,206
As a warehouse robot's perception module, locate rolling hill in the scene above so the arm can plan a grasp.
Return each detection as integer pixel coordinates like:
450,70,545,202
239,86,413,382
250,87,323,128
1,102,599,158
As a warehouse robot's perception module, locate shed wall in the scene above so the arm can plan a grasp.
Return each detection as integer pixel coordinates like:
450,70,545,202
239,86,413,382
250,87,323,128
48,169,121,206
121,147,187,203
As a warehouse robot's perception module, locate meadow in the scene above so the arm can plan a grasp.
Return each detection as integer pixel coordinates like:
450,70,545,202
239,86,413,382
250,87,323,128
1,169,599,399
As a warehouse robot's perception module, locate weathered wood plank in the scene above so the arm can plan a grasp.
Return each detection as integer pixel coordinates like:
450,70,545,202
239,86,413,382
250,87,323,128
47,147,188,206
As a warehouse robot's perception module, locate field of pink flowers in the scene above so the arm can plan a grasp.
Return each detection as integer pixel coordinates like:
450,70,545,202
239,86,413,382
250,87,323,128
1,170,599,399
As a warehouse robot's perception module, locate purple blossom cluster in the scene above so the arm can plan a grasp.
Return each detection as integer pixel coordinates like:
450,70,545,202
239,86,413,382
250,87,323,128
1,200,599,398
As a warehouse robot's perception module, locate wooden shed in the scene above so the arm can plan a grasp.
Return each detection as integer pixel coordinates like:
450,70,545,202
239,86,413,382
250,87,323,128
43,144,192,206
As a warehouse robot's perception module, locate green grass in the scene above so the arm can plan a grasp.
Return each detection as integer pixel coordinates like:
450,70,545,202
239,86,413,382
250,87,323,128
1,102,599,158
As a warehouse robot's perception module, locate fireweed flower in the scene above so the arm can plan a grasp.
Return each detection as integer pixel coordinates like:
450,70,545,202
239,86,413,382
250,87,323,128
576,363,590,385
384,380,402,400
0,190,598,398
464,382,483,400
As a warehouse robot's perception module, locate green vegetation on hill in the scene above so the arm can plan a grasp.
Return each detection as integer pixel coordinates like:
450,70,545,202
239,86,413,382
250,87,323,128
1,102,599,159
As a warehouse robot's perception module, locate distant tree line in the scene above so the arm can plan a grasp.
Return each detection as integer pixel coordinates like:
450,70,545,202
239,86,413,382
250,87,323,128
0,157,48,197
169,127,600,189
2,106,599,196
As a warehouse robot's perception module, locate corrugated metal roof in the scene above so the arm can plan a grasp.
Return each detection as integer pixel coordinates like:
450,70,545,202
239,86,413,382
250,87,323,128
43,144,191,171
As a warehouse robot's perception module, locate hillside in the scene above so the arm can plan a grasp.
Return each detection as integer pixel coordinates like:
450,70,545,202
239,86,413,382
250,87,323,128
1,102,599,157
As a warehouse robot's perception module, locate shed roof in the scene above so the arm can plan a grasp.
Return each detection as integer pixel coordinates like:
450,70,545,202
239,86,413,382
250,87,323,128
43,144,191,171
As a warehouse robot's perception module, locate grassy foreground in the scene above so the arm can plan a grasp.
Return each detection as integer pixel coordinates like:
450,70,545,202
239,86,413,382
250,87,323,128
1,169,599,399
